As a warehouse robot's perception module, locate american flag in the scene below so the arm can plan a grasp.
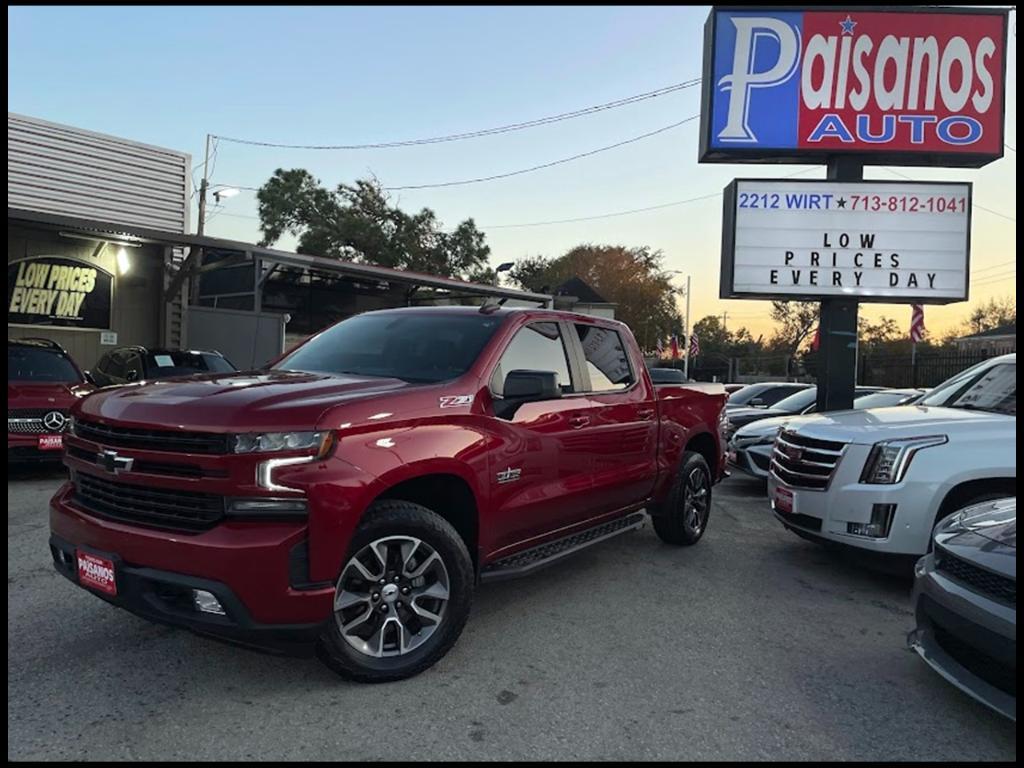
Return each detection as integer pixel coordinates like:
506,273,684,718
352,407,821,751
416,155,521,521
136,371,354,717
688,330,700,358
656,337,664,357
670,334,680,360
910,304,926,343
811,326,820,351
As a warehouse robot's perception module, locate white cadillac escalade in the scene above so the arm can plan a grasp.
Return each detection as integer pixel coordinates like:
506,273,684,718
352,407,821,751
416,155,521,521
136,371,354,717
767,354,1016,557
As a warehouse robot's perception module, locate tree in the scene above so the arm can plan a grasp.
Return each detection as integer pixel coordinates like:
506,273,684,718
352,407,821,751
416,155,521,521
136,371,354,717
692,315,731,357
768,300,819,377
967,296,1016,334
508,244,682,351
255,169,492,281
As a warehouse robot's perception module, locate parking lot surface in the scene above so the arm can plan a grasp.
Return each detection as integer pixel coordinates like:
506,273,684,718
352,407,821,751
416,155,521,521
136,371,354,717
8,466,1017,761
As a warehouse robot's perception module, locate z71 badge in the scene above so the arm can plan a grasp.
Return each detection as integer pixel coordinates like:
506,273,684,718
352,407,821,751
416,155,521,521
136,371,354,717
439,395,474,408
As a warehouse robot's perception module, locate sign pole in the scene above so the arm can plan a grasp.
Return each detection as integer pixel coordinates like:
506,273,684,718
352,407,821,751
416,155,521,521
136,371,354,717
815,156,861,413
683,274,691,380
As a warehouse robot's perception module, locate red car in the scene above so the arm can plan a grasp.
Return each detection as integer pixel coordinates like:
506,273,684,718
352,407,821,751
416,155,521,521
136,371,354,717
50,307,727,681
8,338,94,462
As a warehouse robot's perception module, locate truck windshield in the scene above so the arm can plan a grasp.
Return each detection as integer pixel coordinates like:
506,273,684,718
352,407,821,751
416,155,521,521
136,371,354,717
275,312,505,384
920,362,1016,416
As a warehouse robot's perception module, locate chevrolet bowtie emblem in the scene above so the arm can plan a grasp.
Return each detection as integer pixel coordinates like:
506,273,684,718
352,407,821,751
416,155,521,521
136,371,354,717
97,449,134,474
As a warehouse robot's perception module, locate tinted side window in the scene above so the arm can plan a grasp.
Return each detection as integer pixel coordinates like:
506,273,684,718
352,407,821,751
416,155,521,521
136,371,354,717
203,353,237,373
760,385,804,407
491,322,573,394
574,324,634,392
125,353,145,380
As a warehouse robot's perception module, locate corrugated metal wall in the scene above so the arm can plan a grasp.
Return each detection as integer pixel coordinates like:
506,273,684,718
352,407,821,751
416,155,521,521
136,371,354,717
8,112,191,234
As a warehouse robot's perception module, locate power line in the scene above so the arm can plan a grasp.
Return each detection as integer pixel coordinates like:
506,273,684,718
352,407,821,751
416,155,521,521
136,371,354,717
477,166,819,229
211,79,702,150
882,167,1016,222
383,115,699,191
972,259,1017,274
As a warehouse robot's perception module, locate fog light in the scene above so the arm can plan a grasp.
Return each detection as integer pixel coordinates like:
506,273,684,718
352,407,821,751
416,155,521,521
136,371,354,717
226,497,308,518
847,503,897,538
192,589,226,615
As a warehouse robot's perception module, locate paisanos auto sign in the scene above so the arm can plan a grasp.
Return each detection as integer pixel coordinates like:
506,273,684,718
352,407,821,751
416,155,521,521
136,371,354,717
698,7,1008,167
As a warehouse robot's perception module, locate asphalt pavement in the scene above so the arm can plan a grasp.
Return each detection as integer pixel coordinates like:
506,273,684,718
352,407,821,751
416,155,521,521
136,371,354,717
7,465,1017,761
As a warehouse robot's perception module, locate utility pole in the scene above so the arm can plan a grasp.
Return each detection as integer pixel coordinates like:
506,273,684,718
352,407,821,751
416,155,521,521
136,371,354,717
720,310,728,333
196,133,212,237
682,274,692,380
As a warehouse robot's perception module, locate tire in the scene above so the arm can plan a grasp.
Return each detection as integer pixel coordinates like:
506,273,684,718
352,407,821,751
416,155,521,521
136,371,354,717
652,451,713,546
316,500,474,683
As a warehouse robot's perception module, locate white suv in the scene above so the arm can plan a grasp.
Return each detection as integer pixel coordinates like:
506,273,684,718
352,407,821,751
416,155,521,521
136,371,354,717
767,354,1016,556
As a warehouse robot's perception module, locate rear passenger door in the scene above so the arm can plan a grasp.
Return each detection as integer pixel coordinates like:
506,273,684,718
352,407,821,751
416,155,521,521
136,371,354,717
567,322,659,517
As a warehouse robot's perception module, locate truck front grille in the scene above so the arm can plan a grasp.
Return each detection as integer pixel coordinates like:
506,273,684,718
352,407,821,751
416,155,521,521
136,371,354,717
74,418,230,455
770,430,846,490
936,548,1016,606
73,472,225,532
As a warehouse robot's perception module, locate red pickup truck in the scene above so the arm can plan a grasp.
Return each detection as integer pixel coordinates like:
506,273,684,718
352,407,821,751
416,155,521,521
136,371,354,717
49,306,727,681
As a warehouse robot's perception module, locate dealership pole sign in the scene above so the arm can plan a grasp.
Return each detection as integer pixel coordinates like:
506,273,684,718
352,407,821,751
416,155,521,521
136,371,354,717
699,7,1009,167
720,179,971,304
8,257,113,329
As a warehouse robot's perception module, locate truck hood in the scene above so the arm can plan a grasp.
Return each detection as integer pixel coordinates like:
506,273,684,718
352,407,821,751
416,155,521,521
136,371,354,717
76,370,415,431
790,405,1011,446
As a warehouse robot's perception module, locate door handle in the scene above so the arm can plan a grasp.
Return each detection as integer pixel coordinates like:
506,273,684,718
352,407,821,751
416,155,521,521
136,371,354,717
568,415,591,429
638,408,655,420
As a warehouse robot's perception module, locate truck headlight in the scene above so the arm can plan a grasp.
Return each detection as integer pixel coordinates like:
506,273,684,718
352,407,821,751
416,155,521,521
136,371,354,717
859,436,947,484
233,431,334,457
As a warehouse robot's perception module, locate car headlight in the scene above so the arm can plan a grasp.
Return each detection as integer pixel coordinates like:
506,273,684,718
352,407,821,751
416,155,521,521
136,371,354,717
860,435,947,484
233,431,335,457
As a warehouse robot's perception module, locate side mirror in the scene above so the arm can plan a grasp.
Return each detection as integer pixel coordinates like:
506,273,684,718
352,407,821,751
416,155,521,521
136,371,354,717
495,370,561,419
503,370,561,401
749,397,765,407
83,370,96,385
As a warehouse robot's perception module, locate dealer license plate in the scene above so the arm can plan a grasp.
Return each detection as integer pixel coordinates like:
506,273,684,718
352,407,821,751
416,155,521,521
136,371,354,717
38,434,63,451
774,486,795,514
77,551,117,596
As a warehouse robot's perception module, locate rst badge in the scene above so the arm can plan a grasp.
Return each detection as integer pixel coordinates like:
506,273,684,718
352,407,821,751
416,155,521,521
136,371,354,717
699,7,1008,166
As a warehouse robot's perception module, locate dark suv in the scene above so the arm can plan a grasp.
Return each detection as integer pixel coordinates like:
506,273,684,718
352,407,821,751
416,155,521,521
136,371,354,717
90,346,237,387
8,338,94,461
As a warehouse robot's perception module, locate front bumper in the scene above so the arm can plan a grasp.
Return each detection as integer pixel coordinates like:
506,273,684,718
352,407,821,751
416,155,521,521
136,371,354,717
8,431,65,462
49,483,335,650
728,442,772,479
766,444,938,555
908,553,1016,721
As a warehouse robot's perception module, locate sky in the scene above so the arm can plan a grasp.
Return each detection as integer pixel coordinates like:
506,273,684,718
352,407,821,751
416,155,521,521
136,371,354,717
7,5,1017,340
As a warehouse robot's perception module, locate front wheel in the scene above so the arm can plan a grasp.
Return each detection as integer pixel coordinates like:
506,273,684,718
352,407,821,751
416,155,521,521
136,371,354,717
652,451,713,546
316,500,474,683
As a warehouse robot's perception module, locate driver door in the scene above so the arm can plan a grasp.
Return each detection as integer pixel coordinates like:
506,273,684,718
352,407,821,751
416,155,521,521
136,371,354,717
485,321,596,555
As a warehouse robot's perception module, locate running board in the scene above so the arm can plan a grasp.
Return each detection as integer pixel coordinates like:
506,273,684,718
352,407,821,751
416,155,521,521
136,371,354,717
480,512,648,583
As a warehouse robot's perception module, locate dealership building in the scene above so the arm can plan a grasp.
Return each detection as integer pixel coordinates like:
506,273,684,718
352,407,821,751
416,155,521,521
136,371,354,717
8,112,550,370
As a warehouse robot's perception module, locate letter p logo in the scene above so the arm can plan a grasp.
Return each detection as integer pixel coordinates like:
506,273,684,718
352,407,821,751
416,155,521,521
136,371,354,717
716,16,801,143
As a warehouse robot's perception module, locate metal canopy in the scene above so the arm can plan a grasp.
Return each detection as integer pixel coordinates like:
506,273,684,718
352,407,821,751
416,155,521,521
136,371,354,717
8,207,552,305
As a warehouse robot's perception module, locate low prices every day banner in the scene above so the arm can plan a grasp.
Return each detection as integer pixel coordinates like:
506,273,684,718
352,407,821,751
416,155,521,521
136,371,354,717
720,180,971,304
8,257,113,328
700,8,1008,166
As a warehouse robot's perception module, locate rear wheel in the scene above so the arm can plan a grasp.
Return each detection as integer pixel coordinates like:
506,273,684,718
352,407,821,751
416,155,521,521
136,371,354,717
652,451,712,546
316,500,473,683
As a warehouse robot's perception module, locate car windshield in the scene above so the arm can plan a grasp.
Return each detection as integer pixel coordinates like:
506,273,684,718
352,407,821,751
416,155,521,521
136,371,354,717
274,312,505,384
919,361,1016,415
770,388,818,413
8,346,81,383
145,351,237,378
